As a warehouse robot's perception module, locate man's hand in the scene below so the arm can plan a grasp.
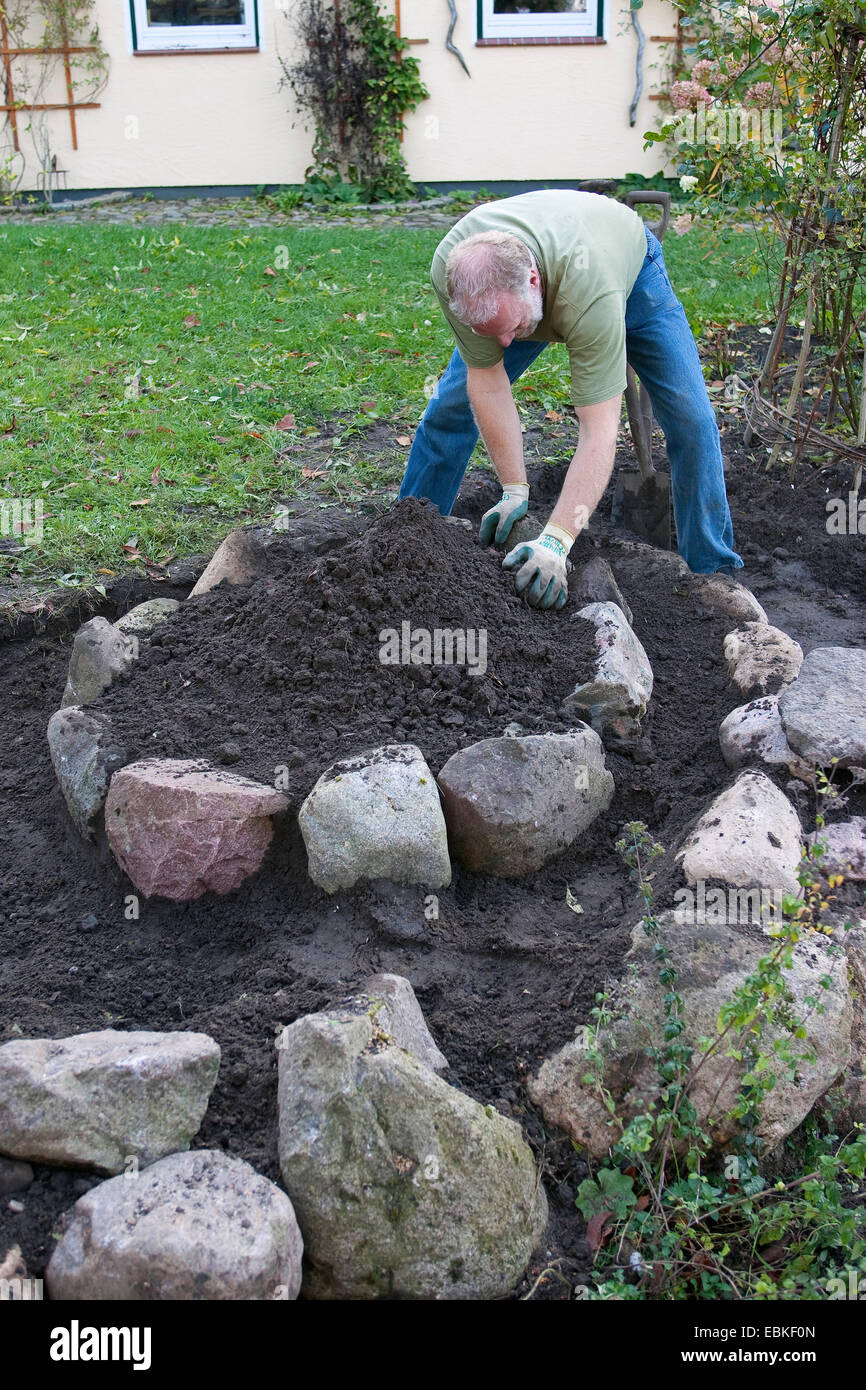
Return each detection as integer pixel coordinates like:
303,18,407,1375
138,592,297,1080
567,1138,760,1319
503,523,575,610
479,482,529,546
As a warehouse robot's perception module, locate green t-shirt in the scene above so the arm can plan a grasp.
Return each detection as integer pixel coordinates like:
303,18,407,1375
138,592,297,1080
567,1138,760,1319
430,190,648,408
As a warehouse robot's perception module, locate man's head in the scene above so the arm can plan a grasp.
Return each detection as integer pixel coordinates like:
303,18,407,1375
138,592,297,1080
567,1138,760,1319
445,231,544,348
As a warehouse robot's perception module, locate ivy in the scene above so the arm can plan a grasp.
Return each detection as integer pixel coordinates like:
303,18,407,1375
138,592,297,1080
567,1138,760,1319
280,0,429,203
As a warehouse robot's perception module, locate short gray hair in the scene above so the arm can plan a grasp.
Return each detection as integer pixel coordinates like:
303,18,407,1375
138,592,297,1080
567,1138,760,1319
445,231,534,326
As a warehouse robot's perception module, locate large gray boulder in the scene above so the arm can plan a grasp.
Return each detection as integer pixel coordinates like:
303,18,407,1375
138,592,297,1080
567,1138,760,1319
276,1003,547,1299
299,744,451,893
690,574,768,624
47,705,129,841
188,527,268,597
437,727,614,877
46,1150,303,1301
723,623,803,696
806,817,866,881
779,647,866,769
676,770,802,898
571,556,633,624
363,973,449,1073
529,913,851,1158
0,1030,220,1175
61,616,138,708
562,602,653,736
116,598,181,636
718,695,813,779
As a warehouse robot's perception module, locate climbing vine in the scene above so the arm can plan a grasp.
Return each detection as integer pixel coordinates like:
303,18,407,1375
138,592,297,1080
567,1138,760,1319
280,0,429,202
0,0,109,199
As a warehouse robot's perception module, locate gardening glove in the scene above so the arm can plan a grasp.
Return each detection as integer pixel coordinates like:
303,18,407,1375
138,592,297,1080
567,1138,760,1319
478,482,529,547
502,522,575,611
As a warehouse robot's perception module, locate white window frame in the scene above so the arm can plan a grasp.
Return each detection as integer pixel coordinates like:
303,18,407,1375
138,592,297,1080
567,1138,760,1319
131,0,259,52
480,0,601,40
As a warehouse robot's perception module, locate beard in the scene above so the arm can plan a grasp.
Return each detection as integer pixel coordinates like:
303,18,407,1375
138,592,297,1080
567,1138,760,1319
514,283,544,339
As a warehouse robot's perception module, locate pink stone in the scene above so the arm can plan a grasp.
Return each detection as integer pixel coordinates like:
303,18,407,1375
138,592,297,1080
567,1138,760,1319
105,759,288,900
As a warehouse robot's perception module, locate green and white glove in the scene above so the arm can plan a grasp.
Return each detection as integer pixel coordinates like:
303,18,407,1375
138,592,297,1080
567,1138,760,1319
478,482,529,547
502,521,575,610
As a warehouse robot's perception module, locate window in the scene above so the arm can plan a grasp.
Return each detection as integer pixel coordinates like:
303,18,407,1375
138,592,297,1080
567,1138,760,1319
478,0,603,41
131,0,259,52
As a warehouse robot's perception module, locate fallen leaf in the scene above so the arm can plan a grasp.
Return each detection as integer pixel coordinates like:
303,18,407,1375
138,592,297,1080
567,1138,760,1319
361,400,377,413
214,435,232,443
273,414,296,431
396,435,413,447
150,466,160,485
125,429,142,439
129,498,153,508
545,410,563,423
243,430,263,439
183,313,200,328
300,361,321,373
301,467,328,479
566,886,583,914
97,568,116,575
377,332,394,339
263,266,277,277
586,1210,614,1252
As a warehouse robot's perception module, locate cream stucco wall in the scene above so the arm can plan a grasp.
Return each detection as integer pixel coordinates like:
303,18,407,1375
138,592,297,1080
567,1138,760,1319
8,1,677,192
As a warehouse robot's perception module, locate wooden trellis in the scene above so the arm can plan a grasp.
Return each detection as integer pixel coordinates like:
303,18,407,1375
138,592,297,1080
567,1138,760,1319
0,9,101,151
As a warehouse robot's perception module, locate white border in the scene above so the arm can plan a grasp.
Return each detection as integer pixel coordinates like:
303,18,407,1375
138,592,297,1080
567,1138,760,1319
131,0,258,51
480,0,600,40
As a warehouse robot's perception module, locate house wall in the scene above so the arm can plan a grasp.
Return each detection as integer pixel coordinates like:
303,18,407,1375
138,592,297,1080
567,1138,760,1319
6,1,677,193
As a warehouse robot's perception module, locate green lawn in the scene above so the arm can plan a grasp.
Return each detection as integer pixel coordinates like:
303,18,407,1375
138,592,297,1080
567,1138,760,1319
0,215,777,589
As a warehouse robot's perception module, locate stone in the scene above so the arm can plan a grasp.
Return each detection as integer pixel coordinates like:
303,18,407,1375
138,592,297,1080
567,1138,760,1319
60,617,138,708
562,602,653,735
690,573,768,624
677,770,803,898
437,727,614,877
116,598,181,635
188,527,268,597
0,1030,220,1175
718,695,814,779
46,1150,302,1301
528,913,851,1159
806,817,866,881
572,555,633,624
723,622,803,695
105,758,288,900
0,1159,33,1196
839,927,866,1122
276,1004,547,1299
778,647,866,769
500,510,547,550
298,744,450,894
607,537,691,585
47,706,129,841
363,973,449,1073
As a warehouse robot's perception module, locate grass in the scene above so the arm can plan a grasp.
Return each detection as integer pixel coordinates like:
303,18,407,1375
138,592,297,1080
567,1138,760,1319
0,213,779,590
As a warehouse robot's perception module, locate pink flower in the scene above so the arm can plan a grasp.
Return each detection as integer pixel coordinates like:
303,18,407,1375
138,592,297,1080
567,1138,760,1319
670,80,713,112
744,82,777,109
691,59,718,88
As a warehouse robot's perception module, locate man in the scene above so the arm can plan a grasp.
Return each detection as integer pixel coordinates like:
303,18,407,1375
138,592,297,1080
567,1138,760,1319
399,190,742,609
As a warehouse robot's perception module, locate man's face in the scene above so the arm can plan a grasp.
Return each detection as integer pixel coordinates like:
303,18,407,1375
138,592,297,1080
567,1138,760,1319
471,277,544,349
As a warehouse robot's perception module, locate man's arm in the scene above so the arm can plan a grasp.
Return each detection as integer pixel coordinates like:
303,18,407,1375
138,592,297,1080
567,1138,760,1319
549,394,622,537
466,362,526,487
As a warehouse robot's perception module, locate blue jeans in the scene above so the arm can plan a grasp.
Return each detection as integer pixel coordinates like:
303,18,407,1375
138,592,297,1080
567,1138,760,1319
399,227,742,574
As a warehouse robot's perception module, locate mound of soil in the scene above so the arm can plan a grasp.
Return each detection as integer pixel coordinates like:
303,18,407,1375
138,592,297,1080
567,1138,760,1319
100,498,600,805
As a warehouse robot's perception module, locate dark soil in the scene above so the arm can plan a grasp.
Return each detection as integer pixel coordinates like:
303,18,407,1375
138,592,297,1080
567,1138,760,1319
2,327,866,1299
